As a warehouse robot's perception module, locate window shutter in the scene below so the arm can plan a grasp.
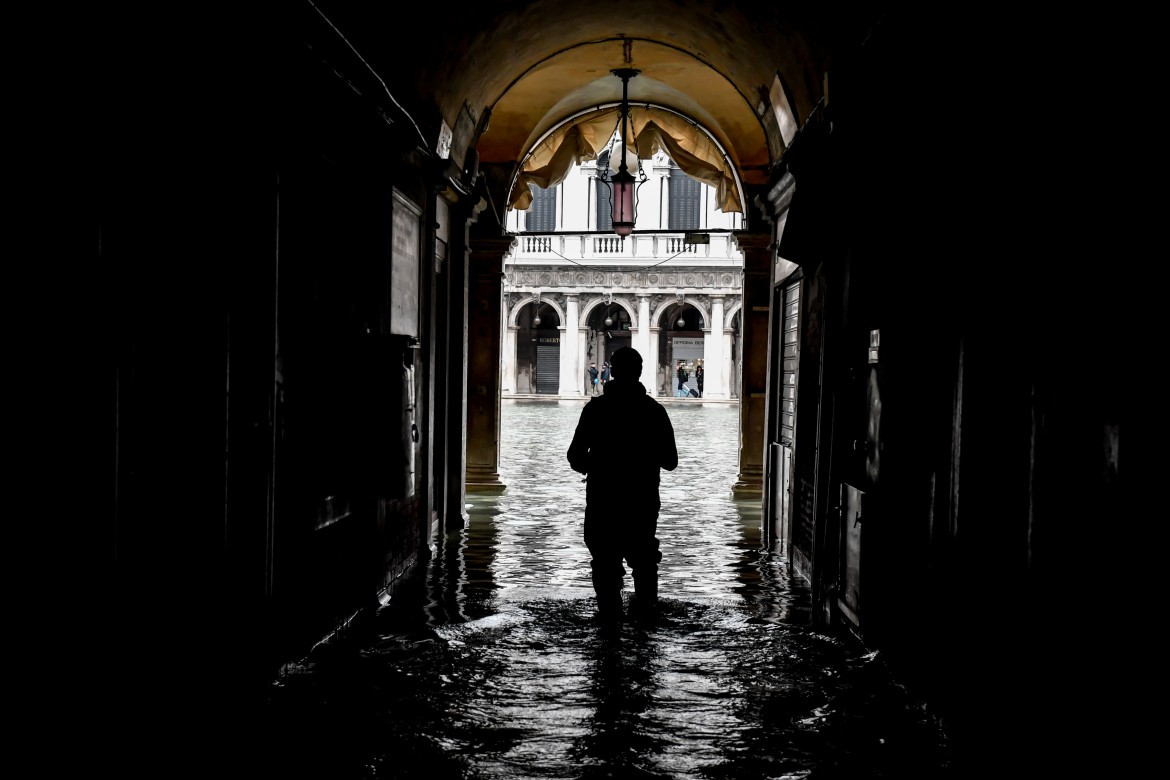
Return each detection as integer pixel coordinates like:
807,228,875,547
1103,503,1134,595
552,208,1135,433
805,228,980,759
595,151,613,231
525,184,557,231
668,165,701,230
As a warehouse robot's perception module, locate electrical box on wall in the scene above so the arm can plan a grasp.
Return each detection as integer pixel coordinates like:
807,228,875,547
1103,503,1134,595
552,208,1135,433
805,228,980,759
868,329,880,364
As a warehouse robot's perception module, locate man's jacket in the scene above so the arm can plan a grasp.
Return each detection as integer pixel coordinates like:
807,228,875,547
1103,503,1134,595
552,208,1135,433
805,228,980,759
567,379,678,504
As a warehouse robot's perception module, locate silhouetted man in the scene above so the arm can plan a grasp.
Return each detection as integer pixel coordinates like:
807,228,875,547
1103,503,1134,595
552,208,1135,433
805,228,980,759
567,346,678,621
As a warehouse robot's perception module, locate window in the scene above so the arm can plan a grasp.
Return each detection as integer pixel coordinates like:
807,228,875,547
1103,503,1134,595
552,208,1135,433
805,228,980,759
525,184,557,232
668,164,702,230
595,150,613,232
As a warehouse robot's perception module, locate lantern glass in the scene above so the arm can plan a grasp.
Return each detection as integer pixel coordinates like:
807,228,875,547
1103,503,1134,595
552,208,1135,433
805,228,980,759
611,169,636,237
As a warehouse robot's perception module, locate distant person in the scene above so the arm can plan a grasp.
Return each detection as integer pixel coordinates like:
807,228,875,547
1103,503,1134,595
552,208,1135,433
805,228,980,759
676,360,689,397
694,362,704,397
588,362,599,394
567,346,678,622
600,361,611,385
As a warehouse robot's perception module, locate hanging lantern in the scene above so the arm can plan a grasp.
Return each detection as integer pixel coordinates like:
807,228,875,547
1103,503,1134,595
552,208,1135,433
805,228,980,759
609,69,641,238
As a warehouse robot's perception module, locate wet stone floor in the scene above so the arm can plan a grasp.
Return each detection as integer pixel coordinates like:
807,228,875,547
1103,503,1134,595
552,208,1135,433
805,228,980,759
264,400,953,779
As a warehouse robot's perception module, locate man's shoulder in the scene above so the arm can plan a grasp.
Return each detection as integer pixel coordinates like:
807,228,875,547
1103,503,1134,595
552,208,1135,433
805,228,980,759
639,395,668,412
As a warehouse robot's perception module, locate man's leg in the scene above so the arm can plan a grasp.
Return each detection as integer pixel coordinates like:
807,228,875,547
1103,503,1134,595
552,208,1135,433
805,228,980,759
591,562,623,615
590,557,624,620
585,521,625,619
632,566,657,611
628,529,662,619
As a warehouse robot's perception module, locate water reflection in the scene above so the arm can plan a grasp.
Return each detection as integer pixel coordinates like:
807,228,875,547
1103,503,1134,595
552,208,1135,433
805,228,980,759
472,399,811,619
268,399,949,779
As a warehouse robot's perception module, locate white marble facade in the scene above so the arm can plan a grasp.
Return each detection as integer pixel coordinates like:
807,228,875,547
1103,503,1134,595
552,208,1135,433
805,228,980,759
502,150,745,399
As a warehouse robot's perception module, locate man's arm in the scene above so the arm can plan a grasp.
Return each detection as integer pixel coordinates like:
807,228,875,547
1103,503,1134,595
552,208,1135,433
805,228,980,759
566,406,593,475
659,408,679,471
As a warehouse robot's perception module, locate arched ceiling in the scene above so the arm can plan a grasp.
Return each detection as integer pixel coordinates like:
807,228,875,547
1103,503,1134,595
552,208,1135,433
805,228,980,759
482,38,769,180
318,0,884,192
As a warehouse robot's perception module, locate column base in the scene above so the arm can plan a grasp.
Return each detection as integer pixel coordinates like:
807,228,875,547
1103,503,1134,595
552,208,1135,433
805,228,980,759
732,466,763,498
731,482,763,499
466,468,506,493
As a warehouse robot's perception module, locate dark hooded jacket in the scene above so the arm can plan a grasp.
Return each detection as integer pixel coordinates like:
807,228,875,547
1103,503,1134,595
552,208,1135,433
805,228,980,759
567,378,678,506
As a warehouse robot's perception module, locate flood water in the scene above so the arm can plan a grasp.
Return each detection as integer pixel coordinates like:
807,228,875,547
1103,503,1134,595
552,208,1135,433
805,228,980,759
266,399,951,779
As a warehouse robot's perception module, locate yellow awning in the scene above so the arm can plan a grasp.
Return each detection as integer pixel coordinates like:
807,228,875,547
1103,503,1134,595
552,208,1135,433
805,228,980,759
508,106,742,215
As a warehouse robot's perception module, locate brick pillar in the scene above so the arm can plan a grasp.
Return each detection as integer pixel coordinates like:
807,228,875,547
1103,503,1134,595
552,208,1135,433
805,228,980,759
732,232,772,498
466,235,513,493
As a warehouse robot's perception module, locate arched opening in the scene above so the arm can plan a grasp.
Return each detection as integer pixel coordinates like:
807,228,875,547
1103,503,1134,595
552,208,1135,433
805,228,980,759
516,300,562,395
587,299,632,369
656,301,705,396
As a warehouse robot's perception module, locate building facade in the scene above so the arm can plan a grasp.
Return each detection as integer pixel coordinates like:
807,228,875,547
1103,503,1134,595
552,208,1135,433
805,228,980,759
502,148,746,398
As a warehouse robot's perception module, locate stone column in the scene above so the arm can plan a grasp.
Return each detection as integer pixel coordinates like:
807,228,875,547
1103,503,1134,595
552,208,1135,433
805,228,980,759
648,327,662,396
560,294,580,395
466,235,512,493
704,294,726,399
636,294,652,373
732,232,771,499
722,326,734,398
438,195,482,529
578,323,589,395
502,323,517,395
659,169,671,231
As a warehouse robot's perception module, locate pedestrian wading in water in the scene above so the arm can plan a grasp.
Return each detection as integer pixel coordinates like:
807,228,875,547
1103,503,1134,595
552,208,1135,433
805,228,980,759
567,346,678,622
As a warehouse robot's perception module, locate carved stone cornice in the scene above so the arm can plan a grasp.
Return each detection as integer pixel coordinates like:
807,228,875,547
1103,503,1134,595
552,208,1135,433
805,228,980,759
505,267,741,290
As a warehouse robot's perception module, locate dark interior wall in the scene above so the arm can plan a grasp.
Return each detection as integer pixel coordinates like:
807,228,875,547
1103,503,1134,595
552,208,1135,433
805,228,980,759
805,5,997,752
61,7,446,767
272,13,439,651
791,6,1121,774
60,6,287,768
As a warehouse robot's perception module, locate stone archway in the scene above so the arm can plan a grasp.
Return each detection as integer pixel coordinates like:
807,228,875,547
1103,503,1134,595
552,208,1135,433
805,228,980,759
581,296,637,379
651,297,707,397
505,296,564,395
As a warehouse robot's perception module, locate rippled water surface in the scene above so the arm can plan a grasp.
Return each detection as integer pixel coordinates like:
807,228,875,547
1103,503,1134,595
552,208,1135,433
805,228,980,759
268,399,951,779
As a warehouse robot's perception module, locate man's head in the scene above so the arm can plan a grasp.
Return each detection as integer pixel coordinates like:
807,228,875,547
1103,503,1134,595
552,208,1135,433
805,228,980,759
610,347,642,380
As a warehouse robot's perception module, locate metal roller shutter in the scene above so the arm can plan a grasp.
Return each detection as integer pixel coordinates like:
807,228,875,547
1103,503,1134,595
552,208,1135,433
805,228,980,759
536,341,560,394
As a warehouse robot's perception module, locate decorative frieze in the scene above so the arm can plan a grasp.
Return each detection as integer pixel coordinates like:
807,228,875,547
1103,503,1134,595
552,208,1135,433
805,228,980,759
505,267,741,290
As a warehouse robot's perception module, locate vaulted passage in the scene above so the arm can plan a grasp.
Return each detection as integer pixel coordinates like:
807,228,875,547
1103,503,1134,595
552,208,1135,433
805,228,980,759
63,3,1120,778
